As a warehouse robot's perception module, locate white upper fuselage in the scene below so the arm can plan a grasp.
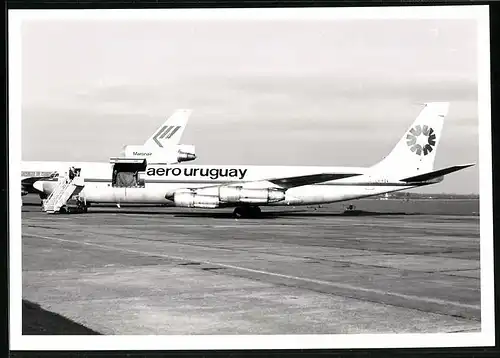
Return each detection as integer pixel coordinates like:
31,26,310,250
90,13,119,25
21,160,111,181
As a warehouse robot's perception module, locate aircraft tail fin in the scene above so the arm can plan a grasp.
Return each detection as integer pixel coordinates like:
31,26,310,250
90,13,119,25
144,109,192,148
370,102,449,178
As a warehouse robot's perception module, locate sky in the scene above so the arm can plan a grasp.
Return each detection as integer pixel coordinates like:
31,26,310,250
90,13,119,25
20,17,480,194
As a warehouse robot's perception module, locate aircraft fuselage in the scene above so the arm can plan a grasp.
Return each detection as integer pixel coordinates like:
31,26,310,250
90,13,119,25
32,163,423,207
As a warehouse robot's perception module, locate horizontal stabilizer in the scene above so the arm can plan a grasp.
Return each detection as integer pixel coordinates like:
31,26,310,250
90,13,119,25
269,172,362,189
400,163,475,183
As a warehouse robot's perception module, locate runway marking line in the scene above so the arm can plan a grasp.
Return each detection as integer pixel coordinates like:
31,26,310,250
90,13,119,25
23,233,480,313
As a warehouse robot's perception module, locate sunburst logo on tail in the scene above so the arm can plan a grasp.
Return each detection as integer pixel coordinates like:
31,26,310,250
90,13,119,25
406,125,436,156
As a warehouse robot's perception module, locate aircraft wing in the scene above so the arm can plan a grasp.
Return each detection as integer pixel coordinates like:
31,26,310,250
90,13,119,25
268,172,362,189
400,163,475,183
21,176,48,186
21,174,57,193
165,172,362,200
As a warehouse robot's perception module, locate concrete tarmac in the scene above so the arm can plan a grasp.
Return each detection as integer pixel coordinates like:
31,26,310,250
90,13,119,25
21,199,481,335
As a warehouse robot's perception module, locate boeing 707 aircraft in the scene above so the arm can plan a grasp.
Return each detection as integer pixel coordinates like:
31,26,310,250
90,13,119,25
21,109,196,198
34,102,474,218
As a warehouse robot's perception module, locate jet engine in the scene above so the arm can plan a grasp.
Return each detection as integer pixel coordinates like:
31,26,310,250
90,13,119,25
173,190,220,208
171,186,286,208
176,146,197,163
218,186,285,204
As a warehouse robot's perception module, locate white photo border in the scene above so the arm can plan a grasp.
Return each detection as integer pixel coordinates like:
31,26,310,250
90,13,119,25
8,5,494,351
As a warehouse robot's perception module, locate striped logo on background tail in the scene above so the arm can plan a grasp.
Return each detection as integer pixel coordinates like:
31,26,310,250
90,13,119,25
152,126,181,147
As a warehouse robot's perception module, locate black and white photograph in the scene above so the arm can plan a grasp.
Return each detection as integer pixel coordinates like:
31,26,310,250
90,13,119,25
8,5,495,351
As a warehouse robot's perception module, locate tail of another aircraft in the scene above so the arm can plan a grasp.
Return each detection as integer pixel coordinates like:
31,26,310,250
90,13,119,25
370,102,449,178
144,109,192,148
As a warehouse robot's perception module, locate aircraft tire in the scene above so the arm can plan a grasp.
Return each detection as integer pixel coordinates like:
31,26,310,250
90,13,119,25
233,206,261,219
233,207,245,219
249,206,262,218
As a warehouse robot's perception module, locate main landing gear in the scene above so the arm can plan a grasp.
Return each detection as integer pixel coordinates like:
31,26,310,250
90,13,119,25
232,206,262,219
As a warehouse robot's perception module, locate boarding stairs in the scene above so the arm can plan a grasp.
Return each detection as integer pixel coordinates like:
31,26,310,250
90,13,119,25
42,176,85,214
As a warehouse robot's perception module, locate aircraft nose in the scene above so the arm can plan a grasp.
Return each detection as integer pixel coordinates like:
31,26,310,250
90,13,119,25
33,180,44,193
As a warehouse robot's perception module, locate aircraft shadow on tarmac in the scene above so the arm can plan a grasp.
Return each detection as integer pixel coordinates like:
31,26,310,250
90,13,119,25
23,202,418,218
77,208,417,219
22,300,101,335
172,210,418,219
